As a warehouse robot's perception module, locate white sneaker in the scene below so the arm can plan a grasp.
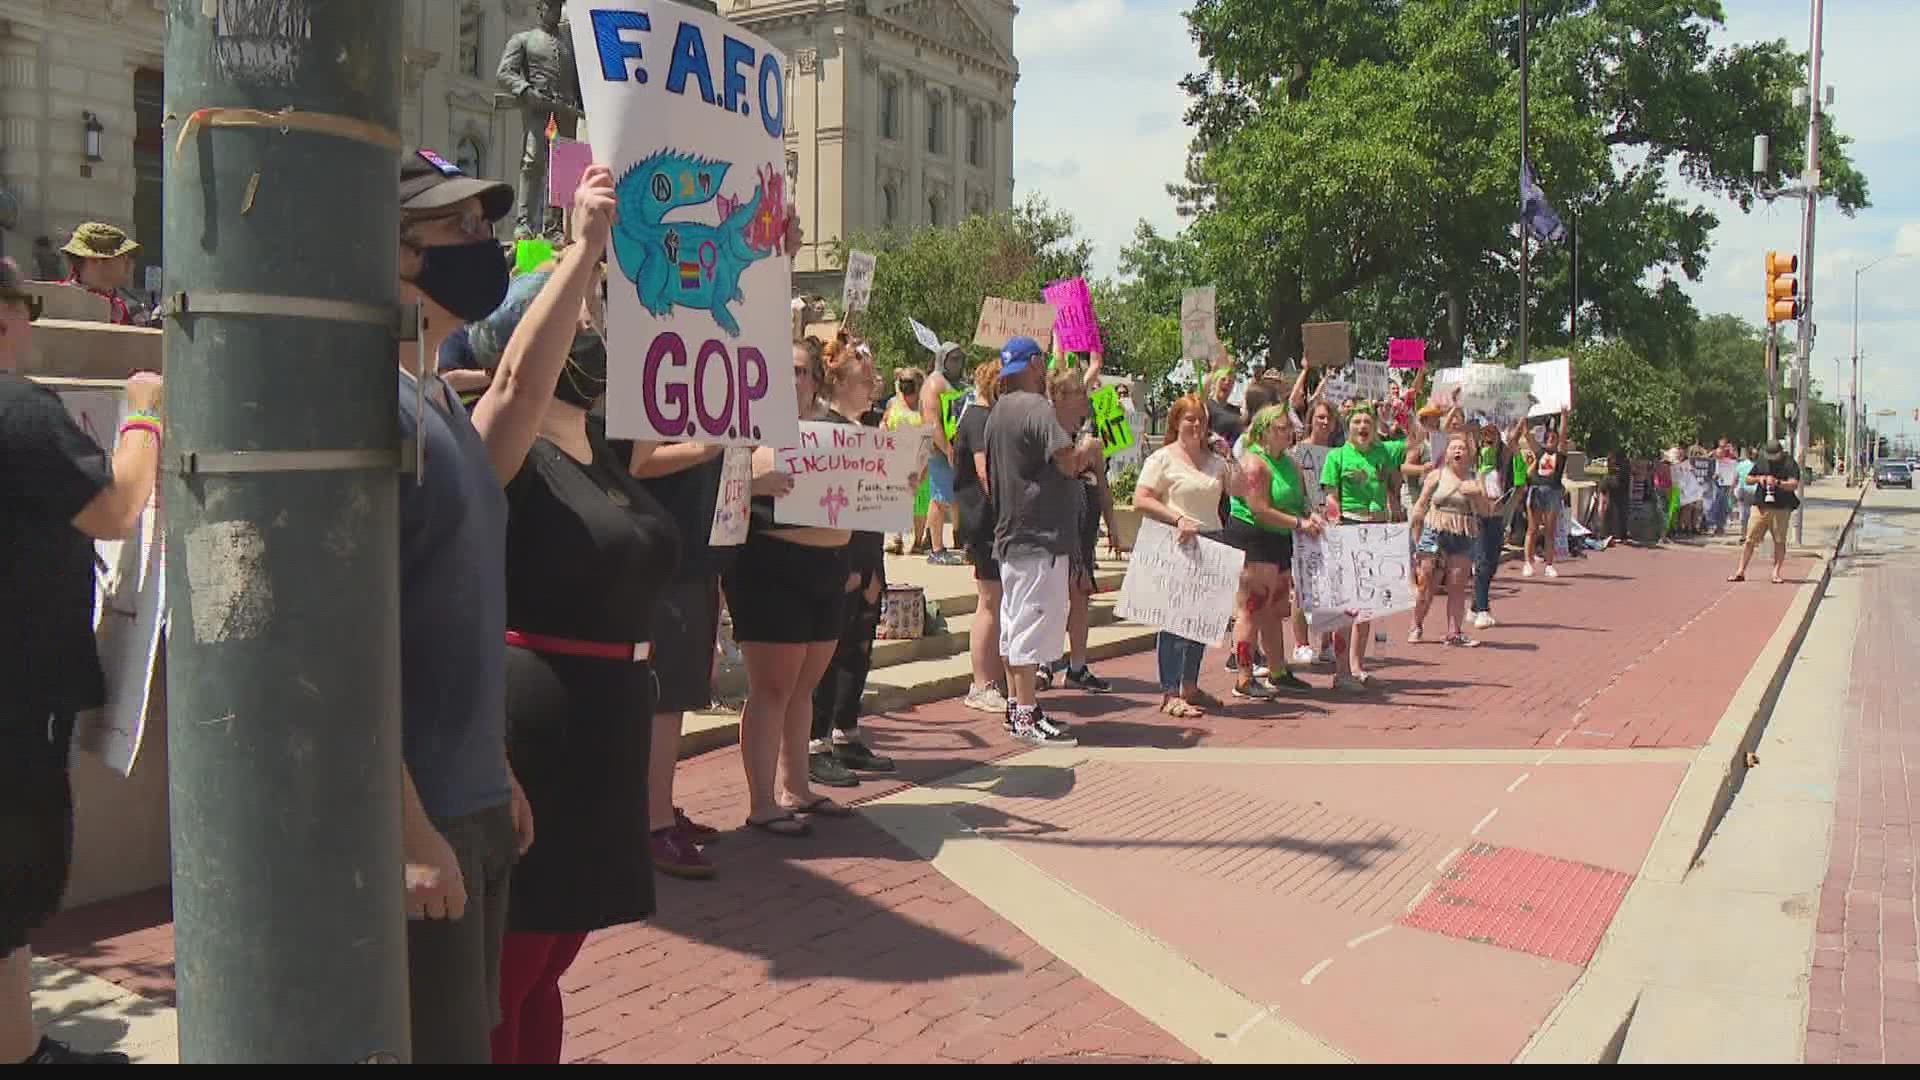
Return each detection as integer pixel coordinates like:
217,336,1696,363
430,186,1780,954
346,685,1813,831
1543,565,1559,578
964,685,1009,713
1522,562,1536,577
1292,646,1318,665
1473,611,1496,630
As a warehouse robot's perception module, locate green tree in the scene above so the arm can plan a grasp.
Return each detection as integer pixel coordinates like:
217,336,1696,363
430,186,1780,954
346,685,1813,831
1090,222,1208,418
1566,339,1691,459
1174,0,1871,367
833,196,1091,377
1675,314,1770,448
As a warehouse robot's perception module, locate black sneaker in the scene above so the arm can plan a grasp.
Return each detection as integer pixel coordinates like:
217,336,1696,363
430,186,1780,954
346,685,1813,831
26,1037,131,1064
833,738,896,773
1035,709,1073,738
807,750,860,788
1232,677,1276,700
1035,663,1056,691
1062,665,1110,692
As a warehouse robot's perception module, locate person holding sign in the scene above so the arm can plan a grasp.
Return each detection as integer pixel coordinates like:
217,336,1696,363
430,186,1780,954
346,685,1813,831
919,344,968,566
1519,409,1573,579
1224,405,1325,700
1407,433,1497,647
1319,404,1404,690
720,342,856,837
1133,394,1250,718
1,258,162,1065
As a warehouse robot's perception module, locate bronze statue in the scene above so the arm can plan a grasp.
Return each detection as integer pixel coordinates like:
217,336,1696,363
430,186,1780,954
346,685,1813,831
496,0,581,238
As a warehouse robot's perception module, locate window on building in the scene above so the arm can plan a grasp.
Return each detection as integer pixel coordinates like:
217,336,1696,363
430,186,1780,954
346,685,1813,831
927,95,945,155
968,110,985,168
458,2,484,78
880,79,899,140
456,135,486,178
883,184,898,227
928,192,944,227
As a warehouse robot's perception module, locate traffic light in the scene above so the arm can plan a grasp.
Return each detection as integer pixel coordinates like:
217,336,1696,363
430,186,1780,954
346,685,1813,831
1765,251,1800,323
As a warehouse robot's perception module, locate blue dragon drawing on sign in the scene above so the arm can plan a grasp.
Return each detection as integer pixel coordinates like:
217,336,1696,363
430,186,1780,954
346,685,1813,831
610,149,786,338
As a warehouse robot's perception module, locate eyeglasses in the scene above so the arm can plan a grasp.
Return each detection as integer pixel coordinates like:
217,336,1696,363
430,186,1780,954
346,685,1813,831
406,208,495,243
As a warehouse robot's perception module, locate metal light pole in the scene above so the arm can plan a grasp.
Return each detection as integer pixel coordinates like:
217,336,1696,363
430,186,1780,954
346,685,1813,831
163,1,410,1062
1792,0,1825,544
1517,0,1531,369
1850,255,1908,485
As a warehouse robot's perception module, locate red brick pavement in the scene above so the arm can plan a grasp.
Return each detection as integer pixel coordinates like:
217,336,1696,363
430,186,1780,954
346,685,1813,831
35,541,1802,1062
1806,551,1920,1065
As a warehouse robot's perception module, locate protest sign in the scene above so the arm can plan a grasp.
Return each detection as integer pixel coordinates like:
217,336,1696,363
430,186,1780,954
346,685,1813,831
1715,457,1739,487
1043,277,1103,353
1090,384,1136,459
1388,338,1427,369
1292,522,1414,633
1302,321,1351,367
1431,365,1534,427
973,297,1056,348
909,316,943,354
1319,359,1389,406
55,387,164,776
1292,443,1330,509
1180,287,1218,360
708,445,753,546
772,421,919,532
842,249,877,313
568,0,798,447
1116,518,1245,647
1520,357,1572,417
548,137,593,208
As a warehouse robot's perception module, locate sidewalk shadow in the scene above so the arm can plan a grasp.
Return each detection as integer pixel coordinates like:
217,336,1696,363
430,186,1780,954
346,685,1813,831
952,802,1400,873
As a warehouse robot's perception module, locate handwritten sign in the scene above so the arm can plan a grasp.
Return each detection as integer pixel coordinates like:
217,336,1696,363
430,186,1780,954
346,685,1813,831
1318,359,1390,407
1302,321,1351,368
1116,518,1245,647
569,0,798,448
1090,384,1136,459
1388,338,1427,369
1431,366,1534,427
1042,277,1103,354
1292,443,1330,510
1520,357,1572,417
1180,287,1218,360
1715,458,1739,487
708,445,752,546
548,137,593,208
1292,522,1414,633
973,297,1056,349
772,421,919,532
842,249,877,313
56,387,165,777
909,316,943,354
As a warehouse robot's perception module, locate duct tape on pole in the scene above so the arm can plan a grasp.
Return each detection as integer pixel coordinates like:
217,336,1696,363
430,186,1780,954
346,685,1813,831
163,0,410,1062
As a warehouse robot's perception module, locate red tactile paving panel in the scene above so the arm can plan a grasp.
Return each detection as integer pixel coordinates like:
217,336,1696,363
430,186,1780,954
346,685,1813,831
1398,843,1631,967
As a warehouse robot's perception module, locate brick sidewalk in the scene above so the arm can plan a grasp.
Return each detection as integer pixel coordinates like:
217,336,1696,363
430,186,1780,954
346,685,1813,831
34,541,1803,1063
1806,547,1920,1065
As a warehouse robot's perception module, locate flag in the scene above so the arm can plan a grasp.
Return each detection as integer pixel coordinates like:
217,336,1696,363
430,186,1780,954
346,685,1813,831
1521,159,1568,244
545,112,557,142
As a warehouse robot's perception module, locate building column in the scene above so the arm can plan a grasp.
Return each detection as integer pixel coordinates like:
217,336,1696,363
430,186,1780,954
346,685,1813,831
992,101,1010,210
904,71,924,224
0,19,50,250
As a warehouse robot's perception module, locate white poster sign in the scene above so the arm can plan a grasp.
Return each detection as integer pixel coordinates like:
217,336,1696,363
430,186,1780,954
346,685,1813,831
56,387,165,776
1292,443,1330,510
1180,286,1218,360
909,317,943,354
569,0,799,448
1520,357,1572,417
1714,458,1739,487
1115,518,1245,647
708,445,753,546
842,249,877,312
1319,359,1390,407
1432,365,1534,427
1292,522,1415,632
772,421,919,531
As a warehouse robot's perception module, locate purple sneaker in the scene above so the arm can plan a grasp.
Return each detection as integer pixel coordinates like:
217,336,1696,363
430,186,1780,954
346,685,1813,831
650,826,715,880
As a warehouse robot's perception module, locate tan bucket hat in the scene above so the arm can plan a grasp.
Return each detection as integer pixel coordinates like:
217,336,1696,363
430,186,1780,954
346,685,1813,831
61,222,140,259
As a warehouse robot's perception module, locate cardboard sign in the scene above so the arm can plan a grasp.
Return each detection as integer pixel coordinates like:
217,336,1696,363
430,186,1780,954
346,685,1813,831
772,421,919,531
842,249,877,313
708,445,752,546
1042,276,1103,354
55,387,164,777
1292,522,1414,632
1180,287,1218,360
548,137,593,208
568,0,799,447
1302,321,1351,368
1116,518,1245,647
973,297,1056,349
1387,338,1426,369
1090,384,1136,459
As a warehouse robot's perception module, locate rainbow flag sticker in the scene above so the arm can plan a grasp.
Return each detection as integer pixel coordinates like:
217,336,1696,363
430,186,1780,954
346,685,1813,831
678,261,702,289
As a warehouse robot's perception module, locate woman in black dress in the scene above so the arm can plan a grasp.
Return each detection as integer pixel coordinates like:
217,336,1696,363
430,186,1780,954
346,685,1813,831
467,269,681,1063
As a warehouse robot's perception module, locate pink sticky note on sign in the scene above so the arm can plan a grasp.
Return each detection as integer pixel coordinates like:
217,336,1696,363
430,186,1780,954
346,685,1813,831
548,140,592,209
1042,277,1103,354
1388,338,1427,368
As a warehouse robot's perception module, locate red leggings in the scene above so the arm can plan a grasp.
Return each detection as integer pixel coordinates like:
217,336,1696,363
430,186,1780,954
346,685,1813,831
491,930,589,1064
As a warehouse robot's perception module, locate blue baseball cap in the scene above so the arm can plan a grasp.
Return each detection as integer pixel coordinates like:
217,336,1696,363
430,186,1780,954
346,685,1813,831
999,335,1044,377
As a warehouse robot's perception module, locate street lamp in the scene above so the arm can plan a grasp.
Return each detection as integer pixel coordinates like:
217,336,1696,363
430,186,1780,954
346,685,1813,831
82,111,104,163
1849,252,1911,484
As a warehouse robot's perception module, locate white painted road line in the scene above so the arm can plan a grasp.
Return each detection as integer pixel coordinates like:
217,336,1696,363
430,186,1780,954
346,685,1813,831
1346,925,1393,949
1507,772,1532,793
1472,808,1500,835
1300,958,1334,986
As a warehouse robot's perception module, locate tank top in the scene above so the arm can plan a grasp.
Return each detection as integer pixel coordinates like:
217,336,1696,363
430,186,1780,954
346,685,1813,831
1229,446,1306,533
1425,467,1476,535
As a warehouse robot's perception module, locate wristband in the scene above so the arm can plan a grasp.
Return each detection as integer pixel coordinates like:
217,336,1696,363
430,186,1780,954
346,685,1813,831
119,415,162,442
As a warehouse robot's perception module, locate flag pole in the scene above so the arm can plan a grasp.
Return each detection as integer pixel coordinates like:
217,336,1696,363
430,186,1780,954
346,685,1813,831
1517,0,1530,370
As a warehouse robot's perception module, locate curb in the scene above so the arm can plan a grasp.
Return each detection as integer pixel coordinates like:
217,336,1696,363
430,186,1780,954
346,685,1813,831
1517,484,1870,1063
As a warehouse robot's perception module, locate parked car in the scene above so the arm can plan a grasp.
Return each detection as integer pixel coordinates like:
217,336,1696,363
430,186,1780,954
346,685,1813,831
1876,462,1913,489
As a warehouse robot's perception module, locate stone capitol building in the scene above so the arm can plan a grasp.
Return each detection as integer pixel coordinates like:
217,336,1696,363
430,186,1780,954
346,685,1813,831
0,0,1019,301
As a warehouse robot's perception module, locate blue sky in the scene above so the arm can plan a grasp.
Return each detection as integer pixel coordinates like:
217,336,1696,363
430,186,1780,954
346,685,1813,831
1010,0,1920,437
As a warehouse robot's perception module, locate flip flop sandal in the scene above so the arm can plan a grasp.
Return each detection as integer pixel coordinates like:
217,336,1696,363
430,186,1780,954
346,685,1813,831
746,812,812,838
1727,573,1745,582
787,795,854,818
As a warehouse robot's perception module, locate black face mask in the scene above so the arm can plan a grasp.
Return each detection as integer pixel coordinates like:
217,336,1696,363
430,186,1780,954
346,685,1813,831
409,239,509,323
554,335,608,409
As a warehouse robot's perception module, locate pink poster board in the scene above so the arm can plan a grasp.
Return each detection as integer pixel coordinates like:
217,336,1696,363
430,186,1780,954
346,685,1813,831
548,139,592,209
1388,338,1427,368
1042,277,1104,354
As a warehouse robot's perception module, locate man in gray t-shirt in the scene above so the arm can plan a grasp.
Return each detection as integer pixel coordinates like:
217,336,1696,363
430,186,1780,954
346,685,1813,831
982,337,1080,747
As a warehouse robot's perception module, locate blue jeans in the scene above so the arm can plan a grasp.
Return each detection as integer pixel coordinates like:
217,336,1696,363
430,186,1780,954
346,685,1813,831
1156,632,1206,694
1473,515,1504,612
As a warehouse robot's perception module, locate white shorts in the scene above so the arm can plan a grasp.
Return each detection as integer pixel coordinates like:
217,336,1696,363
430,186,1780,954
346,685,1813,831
998,552,1070,668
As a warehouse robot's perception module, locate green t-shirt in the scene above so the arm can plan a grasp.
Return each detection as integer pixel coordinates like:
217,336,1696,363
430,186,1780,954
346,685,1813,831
1321,441,1398,516
1230,446,1306,532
